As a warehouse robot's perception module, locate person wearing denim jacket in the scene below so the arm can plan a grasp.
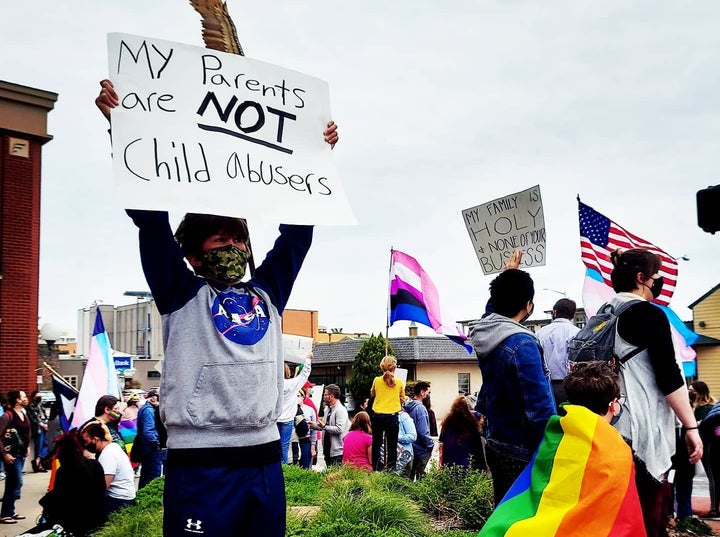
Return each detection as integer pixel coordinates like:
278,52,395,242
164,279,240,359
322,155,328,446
470,262,555,505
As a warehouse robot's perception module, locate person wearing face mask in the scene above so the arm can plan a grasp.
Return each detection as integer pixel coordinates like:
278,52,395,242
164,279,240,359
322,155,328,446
609,248,702,537
480,362,646,536
469,250,555,505
83,395,127,451
94,78,339,537
80,421,136,518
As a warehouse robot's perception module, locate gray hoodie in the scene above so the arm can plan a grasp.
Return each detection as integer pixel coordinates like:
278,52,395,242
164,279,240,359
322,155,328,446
469,313,535,357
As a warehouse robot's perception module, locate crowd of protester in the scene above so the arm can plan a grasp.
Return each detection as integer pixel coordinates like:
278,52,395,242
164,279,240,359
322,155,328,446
3,245,720,537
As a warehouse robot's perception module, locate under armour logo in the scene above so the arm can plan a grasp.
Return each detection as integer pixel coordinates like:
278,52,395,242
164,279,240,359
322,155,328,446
185,519,204,533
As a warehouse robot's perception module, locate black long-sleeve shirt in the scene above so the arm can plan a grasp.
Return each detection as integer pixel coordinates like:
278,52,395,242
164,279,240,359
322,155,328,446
617,301,684,396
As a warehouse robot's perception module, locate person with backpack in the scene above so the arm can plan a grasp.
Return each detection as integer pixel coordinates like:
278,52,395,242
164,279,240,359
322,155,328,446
0,390,31,524
606,248,701,537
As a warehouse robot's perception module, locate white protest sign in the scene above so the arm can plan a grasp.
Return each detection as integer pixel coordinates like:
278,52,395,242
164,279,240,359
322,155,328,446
395,367,408,386
462,185,546,275
282,334,314,364
107,33,355,225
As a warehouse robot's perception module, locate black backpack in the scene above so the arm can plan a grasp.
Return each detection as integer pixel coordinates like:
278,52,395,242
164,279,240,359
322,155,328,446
567,300,645,372
294,404,309,438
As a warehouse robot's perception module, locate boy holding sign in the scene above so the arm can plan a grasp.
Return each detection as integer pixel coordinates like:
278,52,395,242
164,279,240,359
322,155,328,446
96,80,337,536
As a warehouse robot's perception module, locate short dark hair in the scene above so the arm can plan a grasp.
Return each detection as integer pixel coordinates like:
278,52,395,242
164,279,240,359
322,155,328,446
553,298,576,320
610,249,662,293
325,384,341,400
489,269,535,318
80,420,112,442
413,381,431,396
94,395,119,418
174,213,249,258
563,361,620,415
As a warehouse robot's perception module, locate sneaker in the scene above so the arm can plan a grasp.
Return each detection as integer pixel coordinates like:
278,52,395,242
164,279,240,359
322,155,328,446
675,516,713,536
0,471,5,480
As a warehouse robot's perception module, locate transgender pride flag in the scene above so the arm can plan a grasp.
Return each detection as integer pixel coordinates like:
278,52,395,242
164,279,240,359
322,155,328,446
389,249,471,353
71,311,121,427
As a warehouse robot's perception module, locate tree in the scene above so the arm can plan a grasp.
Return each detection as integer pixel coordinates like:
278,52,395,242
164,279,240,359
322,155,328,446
347,334,394,410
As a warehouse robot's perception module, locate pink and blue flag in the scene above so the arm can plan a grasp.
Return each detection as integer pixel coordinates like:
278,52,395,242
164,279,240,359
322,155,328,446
71,310,121,428
389,249,471,353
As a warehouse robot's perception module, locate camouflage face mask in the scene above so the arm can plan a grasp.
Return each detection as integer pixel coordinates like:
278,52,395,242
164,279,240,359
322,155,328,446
199,244,250,283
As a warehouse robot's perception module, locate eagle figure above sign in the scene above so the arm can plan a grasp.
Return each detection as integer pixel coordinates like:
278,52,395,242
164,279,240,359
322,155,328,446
190,0,244,55
189,0,257,274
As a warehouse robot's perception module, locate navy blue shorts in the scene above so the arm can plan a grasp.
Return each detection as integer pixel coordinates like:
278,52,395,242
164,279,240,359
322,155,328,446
163,458,286,536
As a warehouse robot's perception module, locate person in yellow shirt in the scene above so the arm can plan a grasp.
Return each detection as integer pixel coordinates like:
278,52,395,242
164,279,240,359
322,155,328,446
370,356,405,471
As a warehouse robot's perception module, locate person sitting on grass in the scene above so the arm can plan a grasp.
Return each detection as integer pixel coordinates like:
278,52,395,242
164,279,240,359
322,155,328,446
342,411,373,471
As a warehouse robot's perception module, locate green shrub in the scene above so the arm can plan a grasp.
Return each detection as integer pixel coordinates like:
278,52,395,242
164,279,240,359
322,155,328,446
411,465,494,531
313,466,433,537
93,477,163,537
284,464,324,506
94,464,494,536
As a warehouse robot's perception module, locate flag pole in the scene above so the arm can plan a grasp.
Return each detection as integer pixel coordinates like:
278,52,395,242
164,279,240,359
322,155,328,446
385,247,394,356
42,362,79,393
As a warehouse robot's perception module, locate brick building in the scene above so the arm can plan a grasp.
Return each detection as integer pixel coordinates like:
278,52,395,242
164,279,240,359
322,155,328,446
0,81,57,393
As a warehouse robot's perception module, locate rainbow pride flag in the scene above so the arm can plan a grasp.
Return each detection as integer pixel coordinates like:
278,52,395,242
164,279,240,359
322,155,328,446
479,405,646,537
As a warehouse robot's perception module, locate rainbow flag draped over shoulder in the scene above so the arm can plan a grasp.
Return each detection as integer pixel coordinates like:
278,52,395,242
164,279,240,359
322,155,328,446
479,405,646,537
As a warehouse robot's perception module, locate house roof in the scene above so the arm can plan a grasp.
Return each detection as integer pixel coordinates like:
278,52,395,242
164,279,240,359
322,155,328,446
689,283,720,309
312,336,475,366
694,334,720,346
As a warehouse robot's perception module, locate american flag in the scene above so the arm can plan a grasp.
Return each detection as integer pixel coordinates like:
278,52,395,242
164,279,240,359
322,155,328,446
578,201,677,306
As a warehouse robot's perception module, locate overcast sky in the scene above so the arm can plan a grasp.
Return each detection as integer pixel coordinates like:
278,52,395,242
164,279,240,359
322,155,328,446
3,1,719,339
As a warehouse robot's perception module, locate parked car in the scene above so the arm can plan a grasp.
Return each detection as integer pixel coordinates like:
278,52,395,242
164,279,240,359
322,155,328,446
38,390,56,409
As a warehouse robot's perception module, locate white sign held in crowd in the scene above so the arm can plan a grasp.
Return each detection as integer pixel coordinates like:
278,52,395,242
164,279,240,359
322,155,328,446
107,33,355,225
282,334,314,364
462,185,546,275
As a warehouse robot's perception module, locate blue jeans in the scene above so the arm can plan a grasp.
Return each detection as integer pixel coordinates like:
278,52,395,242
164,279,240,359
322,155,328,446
164,458,286,537
1,456,25,518
277,421,294,464
298,440,312,470
105,495,136,517
33,430,48,460
139,448,165,489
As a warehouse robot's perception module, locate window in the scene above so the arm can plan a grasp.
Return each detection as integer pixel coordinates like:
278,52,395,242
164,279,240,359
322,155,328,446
65,375,78,389
147,371,161,379
458,373,471,396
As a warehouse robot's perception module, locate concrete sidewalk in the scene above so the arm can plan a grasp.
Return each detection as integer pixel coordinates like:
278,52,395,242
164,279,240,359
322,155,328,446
0,467,51,537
